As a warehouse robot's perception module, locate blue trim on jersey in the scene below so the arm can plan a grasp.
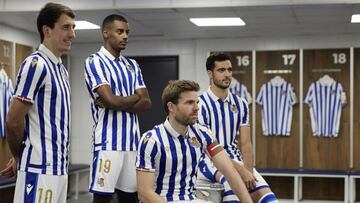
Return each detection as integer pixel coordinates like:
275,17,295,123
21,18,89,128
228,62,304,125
24,172,39,203
187,137,197,198
89,150,99,193
232,95,242,133
178,136,187,199
219,100,228,146
101,109,109,150
249,185,269,193
21,56,39,97
37,86,46,174
14,60,27,94
48,60,59,175
129,113,135,151
155,127,165,195
126,58,143,87
112,113,117,150
166,129,178,202
208,97,220,143
121,113,127,150
138,133,148,168
89,55,104,86
112,59,129,94
259,193,278,203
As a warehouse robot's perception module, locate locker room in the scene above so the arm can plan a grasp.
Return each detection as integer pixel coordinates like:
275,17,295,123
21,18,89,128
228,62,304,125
0,1,359,203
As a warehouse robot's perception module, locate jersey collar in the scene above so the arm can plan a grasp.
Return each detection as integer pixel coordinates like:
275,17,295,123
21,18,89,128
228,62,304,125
206,87,232,104
100,46,122,61
38,44,62,65
163,118,189,138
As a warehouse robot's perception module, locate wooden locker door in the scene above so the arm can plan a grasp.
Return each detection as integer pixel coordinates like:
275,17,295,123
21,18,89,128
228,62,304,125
255,50,300,169
303,48,350,170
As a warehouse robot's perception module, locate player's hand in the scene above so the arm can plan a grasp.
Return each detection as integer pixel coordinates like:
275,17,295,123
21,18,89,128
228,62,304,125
232,160,257,190
95,97,105,108
0,157,17,178
239,168,257,190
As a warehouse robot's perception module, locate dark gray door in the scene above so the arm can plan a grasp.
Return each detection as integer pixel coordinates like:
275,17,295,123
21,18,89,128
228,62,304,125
131,56,178,134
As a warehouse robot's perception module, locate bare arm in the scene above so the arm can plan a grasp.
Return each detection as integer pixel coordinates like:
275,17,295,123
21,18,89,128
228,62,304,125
211,150,253,203
6,98,32,158
137,170,166,203
239,126,253,172
95,84,140,111
125,88,152,113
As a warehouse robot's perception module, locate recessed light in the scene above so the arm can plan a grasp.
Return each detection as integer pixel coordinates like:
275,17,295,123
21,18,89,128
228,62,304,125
75,21,100,30
189,17,245,26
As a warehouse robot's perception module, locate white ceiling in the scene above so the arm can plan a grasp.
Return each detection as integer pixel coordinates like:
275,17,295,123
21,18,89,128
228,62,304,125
1,0,360,43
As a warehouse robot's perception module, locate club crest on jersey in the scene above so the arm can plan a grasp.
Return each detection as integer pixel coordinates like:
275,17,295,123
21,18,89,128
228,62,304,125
97,178,105,187
127,64,134,72
231,104,238,113
190,137,201,148
31,58,38,67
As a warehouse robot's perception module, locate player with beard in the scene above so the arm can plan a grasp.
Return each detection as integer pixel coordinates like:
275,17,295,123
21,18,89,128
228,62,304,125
136,80,252,203
197,53,278,203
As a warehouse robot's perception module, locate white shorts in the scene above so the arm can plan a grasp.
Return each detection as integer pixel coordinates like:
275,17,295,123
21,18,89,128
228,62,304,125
198,155,269,190
14,171,68,203
89,150,137,195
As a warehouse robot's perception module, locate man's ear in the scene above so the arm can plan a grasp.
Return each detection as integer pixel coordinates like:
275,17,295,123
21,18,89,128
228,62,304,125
167,102,175,113
42,25,50,38
207,70,213,79
103,30,109,39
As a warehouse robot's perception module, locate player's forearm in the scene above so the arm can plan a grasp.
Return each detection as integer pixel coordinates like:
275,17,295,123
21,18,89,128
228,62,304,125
6,119,25,158
103,94,140,111
138,190,167,203
125,97,151,113
241,142,254,172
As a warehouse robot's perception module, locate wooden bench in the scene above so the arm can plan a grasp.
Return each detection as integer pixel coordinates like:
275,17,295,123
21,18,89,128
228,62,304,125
257,168,349,203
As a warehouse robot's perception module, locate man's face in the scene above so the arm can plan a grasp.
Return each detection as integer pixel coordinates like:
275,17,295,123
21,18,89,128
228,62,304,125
208,60,232,89
104,20,129,52
48,14,75,55
173,91,199,126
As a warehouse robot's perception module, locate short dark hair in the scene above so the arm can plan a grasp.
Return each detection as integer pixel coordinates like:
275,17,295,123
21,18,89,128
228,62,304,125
161,80,200,114
37,2,75,43
102,14,128,31
206,52,231,71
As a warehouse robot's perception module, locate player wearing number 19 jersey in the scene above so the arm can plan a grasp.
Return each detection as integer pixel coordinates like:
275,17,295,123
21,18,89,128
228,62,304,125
84,14,151,203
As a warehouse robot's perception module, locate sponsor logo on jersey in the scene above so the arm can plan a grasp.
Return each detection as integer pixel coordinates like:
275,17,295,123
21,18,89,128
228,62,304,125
31,58,38,67
97,177,105,187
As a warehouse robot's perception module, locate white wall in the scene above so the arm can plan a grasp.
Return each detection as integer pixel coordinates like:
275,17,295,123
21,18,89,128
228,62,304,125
0,23,38,47
69,34,359,164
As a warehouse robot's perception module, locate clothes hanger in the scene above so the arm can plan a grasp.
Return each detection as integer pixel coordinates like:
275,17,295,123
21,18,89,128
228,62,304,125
271,75,284,84
319,74,333,85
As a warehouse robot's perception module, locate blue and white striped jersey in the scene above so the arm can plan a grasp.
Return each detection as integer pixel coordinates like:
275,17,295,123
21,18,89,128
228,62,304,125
84,47,146,151
13,44,71,175
136,119,215,202
229,78,252,104
256,78,297,136
197,88,249,160
304,77,346,137
0,70,13,138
